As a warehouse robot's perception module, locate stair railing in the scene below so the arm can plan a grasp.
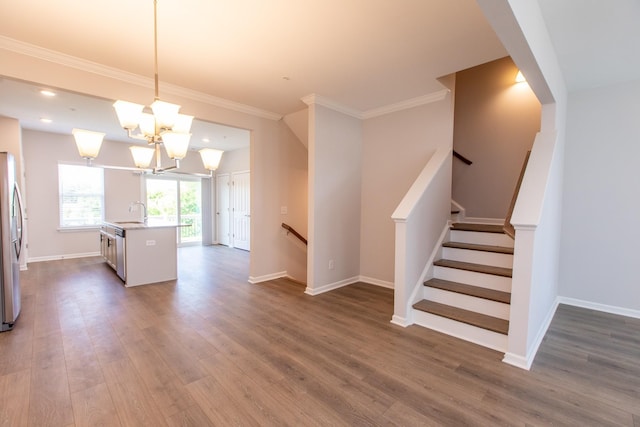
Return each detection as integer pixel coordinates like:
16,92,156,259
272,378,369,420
282,223,307,245
391,146,452,326
503,151,531,239
453,149,472,165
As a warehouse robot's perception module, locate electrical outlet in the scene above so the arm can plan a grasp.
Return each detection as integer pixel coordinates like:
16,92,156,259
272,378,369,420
328,259,335,270
146,240,156,246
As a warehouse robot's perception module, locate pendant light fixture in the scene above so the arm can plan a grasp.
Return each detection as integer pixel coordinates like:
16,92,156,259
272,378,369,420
72,0,224,176
112,0,193,174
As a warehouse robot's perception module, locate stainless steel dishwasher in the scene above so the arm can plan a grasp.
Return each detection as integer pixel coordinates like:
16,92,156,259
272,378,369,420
115,228,126,281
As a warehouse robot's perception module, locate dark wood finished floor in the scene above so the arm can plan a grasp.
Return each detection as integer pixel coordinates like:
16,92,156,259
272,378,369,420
1,245,639,426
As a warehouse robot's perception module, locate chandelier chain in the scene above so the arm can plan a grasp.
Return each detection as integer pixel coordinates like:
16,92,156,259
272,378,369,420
153,0,159,101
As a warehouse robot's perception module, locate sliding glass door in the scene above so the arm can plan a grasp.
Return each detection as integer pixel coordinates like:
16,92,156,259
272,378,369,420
146,176,202,245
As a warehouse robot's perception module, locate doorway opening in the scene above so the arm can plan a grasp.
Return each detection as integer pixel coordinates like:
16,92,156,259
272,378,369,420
145,176,202,246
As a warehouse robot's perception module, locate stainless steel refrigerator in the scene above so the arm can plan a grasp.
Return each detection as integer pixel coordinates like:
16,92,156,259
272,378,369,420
0,152,24,332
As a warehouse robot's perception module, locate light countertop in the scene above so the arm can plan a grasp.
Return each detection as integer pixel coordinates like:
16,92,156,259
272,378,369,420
103,221,190,230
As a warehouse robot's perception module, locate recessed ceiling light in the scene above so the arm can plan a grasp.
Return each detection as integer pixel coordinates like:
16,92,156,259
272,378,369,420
40,90,56,97
202,138,210,143
40,118,53,123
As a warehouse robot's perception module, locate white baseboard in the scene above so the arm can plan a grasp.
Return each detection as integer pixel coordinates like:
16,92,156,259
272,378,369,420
390,315,411,327
460,216,505,225
358,275,394,289
558,296,640,319
248,271,287,284
503,297,559,370
28,252,101,263
305,276,359,296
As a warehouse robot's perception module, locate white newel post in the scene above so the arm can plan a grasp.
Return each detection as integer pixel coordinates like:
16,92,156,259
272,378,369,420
391,219,410,326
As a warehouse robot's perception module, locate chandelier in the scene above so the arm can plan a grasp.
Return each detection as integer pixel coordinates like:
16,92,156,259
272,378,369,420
72,0,223,176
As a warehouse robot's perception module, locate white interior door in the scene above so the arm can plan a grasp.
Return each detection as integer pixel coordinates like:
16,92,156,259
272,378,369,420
216,174,230,246
232,171,250,251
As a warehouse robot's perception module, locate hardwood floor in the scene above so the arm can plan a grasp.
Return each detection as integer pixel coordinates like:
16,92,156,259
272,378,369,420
1,245,639,426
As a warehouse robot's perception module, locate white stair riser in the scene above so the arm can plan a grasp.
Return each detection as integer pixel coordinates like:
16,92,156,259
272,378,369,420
434,266,511,292
423,287,510,320
412,309,508,352
450,230,514,247
442,247,513,269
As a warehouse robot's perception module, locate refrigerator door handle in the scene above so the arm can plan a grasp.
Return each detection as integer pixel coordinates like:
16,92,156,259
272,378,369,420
12,183,24,260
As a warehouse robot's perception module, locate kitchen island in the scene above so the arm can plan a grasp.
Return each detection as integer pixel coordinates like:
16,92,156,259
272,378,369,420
100,221,186,287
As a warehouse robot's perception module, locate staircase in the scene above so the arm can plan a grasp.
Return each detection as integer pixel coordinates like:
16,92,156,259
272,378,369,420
412,222,514,352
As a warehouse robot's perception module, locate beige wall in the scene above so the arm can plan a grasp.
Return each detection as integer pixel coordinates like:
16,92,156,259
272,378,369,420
307,104,362,292
360,94,455,284
216,147,249,174
452,56,541,219
1,50,308,281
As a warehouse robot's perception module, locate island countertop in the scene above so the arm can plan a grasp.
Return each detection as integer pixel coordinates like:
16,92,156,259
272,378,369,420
100,221,187,287
103,220,190,230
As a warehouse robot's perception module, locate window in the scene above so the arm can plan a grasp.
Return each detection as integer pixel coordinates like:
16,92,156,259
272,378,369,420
58,164,104,228
146,176,202,245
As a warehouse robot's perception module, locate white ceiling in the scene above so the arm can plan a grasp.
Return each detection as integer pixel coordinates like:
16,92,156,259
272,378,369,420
0,0,507,135
1,0,634,148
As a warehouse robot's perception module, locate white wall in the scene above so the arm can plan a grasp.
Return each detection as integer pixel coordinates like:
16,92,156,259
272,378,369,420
559,80,640,312
360,95,454,285
307,103,361,293
22,130,143,260
216,147,249,174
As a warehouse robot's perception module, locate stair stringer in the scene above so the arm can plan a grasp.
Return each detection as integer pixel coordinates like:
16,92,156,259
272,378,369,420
396,222,451,327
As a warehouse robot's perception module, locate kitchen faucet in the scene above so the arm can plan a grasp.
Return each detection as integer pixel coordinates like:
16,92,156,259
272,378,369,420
129,201,148,224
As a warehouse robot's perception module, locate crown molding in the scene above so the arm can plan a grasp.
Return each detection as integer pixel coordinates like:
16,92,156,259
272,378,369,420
302,89,449,120
301,94,362,119
0,36,282,121
361,89,450,119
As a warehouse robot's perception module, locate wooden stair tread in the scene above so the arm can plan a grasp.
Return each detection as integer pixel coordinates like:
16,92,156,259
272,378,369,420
450,223,506,234
413,300,509,335
442,241,514,254
424,278,511,304
434,259,512,277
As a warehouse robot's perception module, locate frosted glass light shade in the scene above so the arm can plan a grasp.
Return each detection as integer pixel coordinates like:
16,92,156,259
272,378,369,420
199,148,224,171
72,128,105,159
113,100,144,130
139,113,156,138
151,100,180,129
129,146,155,168
162,132,190,160
173,114,194,133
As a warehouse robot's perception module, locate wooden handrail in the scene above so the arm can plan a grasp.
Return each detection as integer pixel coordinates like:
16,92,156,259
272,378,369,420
282,223,307,245
453,150,472,165
503,150,531,239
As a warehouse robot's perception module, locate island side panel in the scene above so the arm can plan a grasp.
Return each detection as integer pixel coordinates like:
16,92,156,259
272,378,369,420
124,227,178,287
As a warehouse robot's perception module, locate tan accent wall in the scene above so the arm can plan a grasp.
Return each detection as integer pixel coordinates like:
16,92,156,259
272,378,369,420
452,56,541,219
